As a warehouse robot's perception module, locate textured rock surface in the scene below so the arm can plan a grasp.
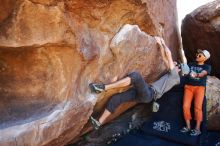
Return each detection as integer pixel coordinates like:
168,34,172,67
206,76,220,130
181,0,220,77
0,0,14,23
0,0,181,145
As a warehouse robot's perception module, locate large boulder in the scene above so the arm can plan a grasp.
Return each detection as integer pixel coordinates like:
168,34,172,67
206,76,220,130
0,0,181,145
181,0,220,77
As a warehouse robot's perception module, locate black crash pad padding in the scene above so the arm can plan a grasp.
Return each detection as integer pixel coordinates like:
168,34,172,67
111,131,185,146
203,132,220,146
111,131,220,146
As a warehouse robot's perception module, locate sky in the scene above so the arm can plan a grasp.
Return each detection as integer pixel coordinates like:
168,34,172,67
177,0,214,28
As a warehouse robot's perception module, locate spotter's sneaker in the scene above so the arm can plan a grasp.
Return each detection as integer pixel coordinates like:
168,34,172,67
89,116,101,130
180,127,191,133
190,129,201,136
89,83,105,94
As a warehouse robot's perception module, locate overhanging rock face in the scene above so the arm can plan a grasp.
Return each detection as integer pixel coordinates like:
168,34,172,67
0,0,181,145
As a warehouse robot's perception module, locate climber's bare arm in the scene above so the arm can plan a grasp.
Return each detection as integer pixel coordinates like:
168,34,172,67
180,49,188,64
162,43,175,70
155,37,175,70
155,37,169,69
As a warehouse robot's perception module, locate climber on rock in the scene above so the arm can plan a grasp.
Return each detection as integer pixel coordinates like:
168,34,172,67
88,37,187,130
180,49,211,136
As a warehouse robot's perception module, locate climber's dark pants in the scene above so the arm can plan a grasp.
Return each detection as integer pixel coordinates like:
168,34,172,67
106,72,154,113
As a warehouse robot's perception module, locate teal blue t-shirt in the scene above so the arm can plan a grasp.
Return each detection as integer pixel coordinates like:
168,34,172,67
185,62,211,87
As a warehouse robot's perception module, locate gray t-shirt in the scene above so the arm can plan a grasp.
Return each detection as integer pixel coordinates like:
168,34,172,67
151,68,180,100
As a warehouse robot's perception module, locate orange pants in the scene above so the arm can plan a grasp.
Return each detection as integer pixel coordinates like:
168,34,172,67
183,85,205,122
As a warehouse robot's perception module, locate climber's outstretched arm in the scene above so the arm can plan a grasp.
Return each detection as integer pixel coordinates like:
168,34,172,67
161,40,175,70
155,37,175,71
180,49,188,64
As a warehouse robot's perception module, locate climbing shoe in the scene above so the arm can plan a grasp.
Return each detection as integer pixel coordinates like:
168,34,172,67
190,129,201,136
180,127,191,133
89,83,105,94
89,116,101,130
